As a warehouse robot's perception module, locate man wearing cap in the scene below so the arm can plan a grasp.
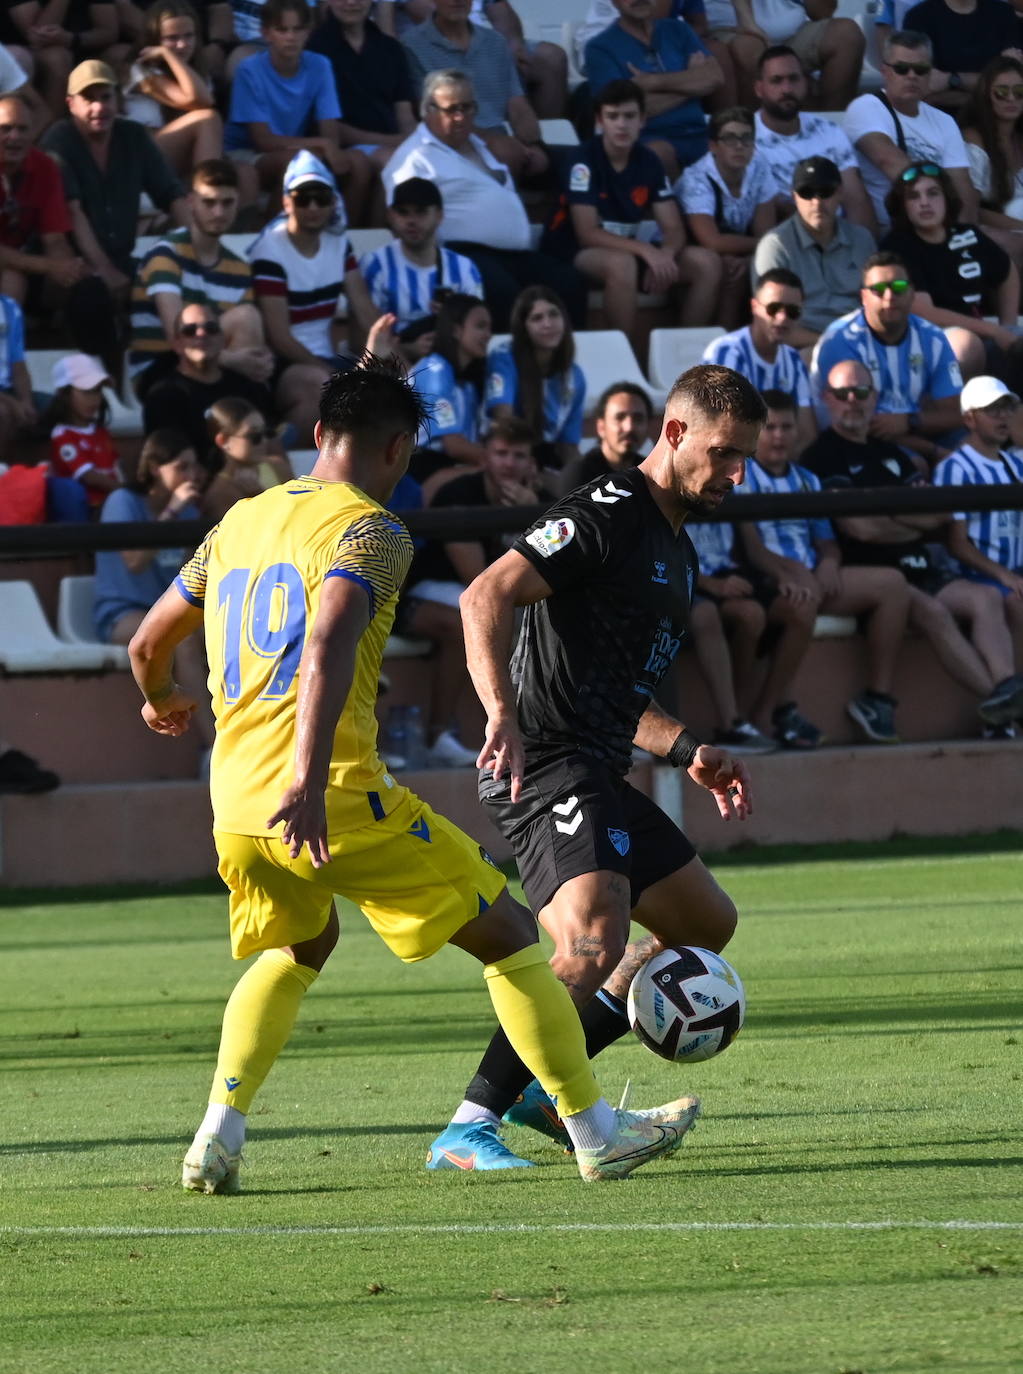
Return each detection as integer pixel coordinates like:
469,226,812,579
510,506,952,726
42,60,189,291
359,177,484,364
811,251,963,462
803,358,1023,732
753,155,876,347
933,380,1023,674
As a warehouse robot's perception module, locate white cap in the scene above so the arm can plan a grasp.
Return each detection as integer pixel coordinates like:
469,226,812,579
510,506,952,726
52,354,110,392
960,375,1019,413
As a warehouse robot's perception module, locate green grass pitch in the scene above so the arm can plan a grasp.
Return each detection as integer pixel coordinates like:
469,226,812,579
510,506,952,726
1,839,1021,1374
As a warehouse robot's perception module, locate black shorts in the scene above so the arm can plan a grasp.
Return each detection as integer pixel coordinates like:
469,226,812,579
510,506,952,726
479,753,696,914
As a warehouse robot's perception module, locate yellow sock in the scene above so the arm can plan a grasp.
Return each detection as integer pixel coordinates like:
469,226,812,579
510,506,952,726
483,944,600,1117
208,950,319,1114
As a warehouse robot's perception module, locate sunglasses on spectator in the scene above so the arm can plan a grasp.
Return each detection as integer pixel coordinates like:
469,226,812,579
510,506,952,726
237,428,266,443
992,83,1023,99
795,185,838,200
900,162,941,183
828,385,874,401
716,131,755,146
887,61,932,76
863,279,911,296
291,186,334,207
429,100,477,116
763,301,803,319
179,320,221,337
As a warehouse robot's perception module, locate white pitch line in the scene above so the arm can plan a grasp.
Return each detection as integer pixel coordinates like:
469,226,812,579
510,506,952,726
2,1221,1021,1240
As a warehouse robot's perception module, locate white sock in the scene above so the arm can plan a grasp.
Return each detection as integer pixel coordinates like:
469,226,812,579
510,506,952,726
562,1097,617,1152
451,1100,500,1126
196,1103,246,1155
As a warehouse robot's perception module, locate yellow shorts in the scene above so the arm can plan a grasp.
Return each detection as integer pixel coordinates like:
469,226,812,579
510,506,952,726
214,792,507,963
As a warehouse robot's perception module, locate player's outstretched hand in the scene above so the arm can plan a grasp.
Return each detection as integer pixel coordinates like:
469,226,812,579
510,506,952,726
478,714,526,804
687,746,753,822
141,690,197,736
267,784,331,868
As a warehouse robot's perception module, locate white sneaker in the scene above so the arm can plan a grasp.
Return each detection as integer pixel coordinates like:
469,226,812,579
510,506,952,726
428,729,479,768
181,1133,242,1195
575,1098,700,1182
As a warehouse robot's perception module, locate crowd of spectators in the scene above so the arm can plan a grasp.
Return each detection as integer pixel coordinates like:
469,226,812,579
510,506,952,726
1,0,1023,762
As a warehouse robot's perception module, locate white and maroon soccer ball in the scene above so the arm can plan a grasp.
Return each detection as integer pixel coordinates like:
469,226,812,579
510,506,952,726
627,946,745,1062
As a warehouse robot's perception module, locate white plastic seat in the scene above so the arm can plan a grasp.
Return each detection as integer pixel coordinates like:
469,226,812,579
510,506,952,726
0,582,110,673
347,228,393,258
539,118,579,147
572,330,667,415
56,575,130,669
813,615,858,638
647,327,726,391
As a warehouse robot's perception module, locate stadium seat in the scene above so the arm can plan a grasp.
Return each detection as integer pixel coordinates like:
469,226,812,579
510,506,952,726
347,228,393,257
56,575,130,670
0,581,111,673
25,349,144,439
647,327,726,391
539,118,580,147
574,331,669,415
813,614,857,638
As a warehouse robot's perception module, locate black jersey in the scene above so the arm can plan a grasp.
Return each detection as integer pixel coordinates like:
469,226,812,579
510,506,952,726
510,467,698,776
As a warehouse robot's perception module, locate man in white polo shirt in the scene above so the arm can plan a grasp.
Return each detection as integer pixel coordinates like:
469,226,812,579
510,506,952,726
382,67,586,329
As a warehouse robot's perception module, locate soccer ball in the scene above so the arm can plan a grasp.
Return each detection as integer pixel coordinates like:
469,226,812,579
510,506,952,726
627,946,745,1062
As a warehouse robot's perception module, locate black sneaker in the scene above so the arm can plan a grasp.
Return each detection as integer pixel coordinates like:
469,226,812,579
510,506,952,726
0,749,61,795
713,719,777,754
981,722,1018,740
846,691,899,744
978,674,1023,726
771,702,823,750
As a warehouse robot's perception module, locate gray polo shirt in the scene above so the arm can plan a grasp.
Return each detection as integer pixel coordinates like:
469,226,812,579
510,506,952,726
753,214,876,334
400,18,522,130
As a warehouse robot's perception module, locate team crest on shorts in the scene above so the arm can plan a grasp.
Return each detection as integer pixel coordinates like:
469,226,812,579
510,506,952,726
525,517,575,558
608,827,630,856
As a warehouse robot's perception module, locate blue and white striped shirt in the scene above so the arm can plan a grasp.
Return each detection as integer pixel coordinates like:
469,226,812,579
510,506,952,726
485,341,586,445
811,309,962,415
688,520,737,577
933,443,1023,571
703,326,811,409
360,241,483,331
742,459,834,569
410,353,483,449
0,294,25,392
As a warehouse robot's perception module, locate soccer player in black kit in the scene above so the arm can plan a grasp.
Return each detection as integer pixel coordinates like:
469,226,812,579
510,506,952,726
427,364,766,1171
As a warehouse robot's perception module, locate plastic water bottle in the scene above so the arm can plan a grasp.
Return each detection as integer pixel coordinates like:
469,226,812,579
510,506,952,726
404,704,427,769
381,706,407,770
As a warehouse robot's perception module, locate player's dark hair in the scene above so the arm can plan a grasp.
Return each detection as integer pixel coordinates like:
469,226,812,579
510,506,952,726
318,353,429,445
884,162,962,232
710,105,754,139
130,428,195,493
667,365,768,426
862,250,913,285
261,0,310,28
433,291,490,390
756,267,803,295
756,44,803,77
594,78,645,114
509,285,575,444
595,380,652,419
192,157,240,189
486,416,535,448
761,387,798,416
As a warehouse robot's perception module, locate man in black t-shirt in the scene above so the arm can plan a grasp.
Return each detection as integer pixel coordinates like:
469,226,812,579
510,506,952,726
903,0,1018,111
557,380,651,495
425,365,765,1172
541,78,720,341
803,357,1023,729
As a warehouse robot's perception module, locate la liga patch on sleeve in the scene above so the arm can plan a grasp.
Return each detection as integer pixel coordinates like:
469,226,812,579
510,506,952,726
569,163,590,192
525,517,576,557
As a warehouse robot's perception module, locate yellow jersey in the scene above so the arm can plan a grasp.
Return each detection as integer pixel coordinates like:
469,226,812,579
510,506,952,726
175,475,414,836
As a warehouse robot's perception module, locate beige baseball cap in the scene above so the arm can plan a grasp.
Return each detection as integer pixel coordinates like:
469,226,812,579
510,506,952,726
67,60,117,97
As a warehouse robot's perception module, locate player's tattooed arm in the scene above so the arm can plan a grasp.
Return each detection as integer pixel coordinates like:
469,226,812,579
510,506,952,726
569,932,606,958
602,935,664,1003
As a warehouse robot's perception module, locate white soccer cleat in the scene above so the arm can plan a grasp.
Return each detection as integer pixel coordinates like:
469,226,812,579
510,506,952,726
575,1098,701,1182
181,1133,242,1195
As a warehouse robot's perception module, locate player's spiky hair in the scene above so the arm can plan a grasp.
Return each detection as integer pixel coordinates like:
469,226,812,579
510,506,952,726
667,364,768,427
318,352,430,445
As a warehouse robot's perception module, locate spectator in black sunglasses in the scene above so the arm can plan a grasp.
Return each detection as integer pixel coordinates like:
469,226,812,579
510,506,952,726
881,160,1020,378
961,56,1023,276
902,0,1019,113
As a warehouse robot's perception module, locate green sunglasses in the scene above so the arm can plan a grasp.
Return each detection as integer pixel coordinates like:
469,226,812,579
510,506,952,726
900,162,941,183
864,279,912,296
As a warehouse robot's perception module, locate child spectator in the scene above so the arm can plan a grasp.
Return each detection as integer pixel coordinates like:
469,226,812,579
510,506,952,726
46,353,120,509
125,0,224,180
359,177,483,364
409,289,491,486
225,0,373,224
486,285,585,475
200,394,293,520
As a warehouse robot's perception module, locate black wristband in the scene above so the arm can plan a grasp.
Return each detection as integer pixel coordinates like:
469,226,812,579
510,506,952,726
667,728,701,770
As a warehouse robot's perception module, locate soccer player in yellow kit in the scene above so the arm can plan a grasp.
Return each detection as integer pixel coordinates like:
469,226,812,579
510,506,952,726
128,355,700,1191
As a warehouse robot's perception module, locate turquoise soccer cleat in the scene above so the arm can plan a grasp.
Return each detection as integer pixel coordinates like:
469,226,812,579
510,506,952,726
502,1081,573,1153
425,1121,536,1171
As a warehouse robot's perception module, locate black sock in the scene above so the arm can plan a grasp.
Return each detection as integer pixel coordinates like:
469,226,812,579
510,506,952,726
463,990,632,1117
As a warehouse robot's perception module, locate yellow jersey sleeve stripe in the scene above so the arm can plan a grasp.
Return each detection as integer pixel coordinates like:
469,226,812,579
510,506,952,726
327,512,413,612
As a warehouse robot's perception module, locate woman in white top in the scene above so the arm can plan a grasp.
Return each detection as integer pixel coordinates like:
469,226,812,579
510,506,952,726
125,1,223,175
962,56,1023,272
